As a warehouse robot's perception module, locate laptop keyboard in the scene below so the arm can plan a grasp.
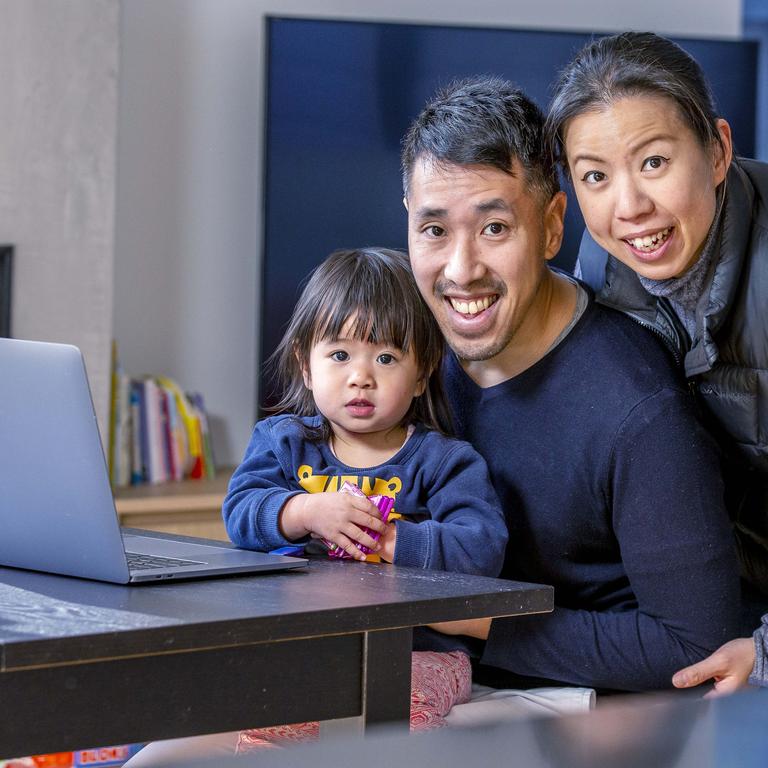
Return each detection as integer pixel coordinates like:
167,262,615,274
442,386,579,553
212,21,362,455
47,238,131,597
126,552,206,571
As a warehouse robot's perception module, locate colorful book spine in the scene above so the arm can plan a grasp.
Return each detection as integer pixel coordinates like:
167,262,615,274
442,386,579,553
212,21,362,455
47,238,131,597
142,378,169,485
129,381,145,485
188,392,216,479
105,352,216,487
115,373,132,487
156,377,199,479
107,340,119,482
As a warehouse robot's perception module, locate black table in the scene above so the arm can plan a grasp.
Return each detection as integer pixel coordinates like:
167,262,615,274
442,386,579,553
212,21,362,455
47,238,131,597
0,554,552,757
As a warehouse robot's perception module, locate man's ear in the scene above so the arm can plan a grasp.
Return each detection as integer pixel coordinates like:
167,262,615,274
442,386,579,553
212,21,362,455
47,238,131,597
713,118,733,185
403,195,409,211
543,191,567,263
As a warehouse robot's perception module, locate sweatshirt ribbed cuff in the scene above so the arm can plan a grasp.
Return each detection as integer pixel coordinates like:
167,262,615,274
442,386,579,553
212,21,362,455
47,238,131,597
392,519,431,569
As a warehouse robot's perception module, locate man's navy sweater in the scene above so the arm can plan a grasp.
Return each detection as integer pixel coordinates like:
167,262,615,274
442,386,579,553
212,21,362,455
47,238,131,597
444,296,741,692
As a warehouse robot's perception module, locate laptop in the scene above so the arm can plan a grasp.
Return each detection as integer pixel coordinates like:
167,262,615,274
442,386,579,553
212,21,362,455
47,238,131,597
0,337,307,583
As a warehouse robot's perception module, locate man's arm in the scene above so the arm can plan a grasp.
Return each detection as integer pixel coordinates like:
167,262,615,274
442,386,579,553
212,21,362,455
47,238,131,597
473,389,740,691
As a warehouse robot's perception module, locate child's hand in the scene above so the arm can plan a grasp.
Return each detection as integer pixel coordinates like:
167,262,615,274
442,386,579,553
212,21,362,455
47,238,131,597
280,492,387,561
378,521,397,563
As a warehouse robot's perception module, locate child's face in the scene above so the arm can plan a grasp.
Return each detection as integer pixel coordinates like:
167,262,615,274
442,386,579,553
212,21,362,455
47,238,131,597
303,328,426,441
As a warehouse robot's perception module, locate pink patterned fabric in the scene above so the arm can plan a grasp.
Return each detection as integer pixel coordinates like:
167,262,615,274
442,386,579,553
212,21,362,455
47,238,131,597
236,650,471,753
408,649,472,730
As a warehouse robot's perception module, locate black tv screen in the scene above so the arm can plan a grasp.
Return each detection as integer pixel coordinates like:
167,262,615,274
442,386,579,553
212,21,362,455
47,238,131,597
0,245,11,338
262,18,758,407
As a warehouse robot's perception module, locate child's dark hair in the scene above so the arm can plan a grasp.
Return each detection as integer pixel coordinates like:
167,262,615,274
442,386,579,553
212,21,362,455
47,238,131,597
269,247,453,440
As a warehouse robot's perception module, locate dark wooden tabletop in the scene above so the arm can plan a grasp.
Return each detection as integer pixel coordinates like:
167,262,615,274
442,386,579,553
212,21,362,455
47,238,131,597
0,555,553,755
0,556,553,671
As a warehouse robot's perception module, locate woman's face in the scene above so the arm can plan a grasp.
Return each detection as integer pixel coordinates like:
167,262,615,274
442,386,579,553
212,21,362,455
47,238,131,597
564,94,731,280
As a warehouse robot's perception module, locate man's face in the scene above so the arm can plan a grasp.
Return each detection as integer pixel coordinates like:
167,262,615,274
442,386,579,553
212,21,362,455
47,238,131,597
406,158,564,363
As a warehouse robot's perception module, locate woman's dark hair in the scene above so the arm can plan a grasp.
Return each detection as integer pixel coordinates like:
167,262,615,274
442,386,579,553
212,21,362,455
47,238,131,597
269,247,453,441
546,32,726,174
401,75,559,203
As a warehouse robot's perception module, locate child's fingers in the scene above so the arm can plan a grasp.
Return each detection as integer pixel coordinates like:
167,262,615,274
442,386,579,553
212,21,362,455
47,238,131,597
355,530,381,552
331,532,369,561
342,521,381,553
348,501,388,533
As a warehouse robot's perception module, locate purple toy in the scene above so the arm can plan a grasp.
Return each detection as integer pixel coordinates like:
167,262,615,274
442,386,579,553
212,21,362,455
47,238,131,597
325,481,399,560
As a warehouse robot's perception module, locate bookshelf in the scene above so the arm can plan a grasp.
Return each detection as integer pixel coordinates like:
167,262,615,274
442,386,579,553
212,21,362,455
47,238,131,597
114,468,233,541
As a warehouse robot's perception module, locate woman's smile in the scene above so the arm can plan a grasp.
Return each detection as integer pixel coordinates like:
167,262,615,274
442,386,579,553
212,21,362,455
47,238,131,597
622,226,675,262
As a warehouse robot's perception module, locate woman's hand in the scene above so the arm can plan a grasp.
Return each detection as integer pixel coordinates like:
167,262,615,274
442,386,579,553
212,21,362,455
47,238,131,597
428,617,492,640
672,637,755,697
279,492,387,561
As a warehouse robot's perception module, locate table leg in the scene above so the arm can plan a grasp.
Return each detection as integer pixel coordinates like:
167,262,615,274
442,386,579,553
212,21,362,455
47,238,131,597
361,626,413,731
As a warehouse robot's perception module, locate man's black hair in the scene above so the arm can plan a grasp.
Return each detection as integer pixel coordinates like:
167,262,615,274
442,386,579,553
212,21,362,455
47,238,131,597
401,75,559,201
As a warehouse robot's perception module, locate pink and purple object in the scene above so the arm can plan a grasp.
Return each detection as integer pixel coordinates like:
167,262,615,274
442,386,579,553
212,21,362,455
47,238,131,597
325,481,399,560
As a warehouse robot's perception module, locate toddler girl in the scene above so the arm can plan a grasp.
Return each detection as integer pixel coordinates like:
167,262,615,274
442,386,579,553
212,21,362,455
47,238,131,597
125,247,506,765
225,247,506,750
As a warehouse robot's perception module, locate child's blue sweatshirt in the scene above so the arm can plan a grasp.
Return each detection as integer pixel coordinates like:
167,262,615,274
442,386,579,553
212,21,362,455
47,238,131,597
444,296,741,692
223,415,507,577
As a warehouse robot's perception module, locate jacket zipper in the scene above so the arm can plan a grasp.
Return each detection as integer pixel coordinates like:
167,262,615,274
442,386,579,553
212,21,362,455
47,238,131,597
619,308,685,369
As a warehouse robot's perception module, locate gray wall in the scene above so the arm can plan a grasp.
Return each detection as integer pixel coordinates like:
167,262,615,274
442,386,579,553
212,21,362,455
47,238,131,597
115,0,742,467
1,0,118,442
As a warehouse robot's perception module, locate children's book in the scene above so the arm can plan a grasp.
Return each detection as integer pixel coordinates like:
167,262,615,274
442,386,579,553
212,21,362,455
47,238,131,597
129,380,145,485
142,378,169,485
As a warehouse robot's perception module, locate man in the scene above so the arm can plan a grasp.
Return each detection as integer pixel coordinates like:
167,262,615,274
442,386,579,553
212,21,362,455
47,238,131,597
401,76,740,693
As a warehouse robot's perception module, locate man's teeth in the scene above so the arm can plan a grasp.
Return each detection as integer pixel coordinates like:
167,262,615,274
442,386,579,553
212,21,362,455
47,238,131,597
628,227,671,252
450,296,496,315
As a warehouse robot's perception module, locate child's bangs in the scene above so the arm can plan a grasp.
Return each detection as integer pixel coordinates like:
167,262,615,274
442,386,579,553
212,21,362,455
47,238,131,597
313,278,413,352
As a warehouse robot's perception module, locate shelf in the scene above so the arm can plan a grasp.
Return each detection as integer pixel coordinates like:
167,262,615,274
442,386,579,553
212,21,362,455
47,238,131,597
114,468,234,541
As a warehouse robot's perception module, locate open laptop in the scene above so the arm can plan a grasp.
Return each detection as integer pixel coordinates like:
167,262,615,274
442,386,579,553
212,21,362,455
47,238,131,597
0,338,307,583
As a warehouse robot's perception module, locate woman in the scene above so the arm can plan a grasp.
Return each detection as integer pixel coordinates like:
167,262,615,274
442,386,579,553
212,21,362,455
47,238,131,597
545,31,768,694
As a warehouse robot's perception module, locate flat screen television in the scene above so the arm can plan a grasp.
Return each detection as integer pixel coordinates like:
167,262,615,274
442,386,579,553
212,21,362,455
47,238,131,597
0,245,11,338
262,18,758,407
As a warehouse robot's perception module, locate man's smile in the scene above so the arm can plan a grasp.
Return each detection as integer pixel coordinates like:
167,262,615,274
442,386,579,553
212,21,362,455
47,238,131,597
447,294,499,317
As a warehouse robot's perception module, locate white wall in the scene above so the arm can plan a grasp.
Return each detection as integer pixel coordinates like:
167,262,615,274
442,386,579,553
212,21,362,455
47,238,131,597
114,0,742,466
1,0,118,441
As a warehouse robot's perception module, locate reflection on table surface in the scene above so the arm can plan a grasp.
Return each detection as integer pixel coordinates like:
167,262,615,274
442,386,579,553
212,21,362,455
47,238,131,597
174,688,768,768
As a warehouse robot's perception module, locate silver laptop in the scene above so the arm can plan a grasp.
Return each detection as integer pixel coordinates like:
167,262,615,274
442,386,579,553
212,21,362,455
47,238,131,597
0,338,307,583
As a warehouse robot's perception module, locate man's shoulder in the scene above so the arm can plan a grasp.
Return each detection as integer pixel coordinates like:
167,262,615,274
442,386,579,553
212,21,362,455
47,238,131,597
547,302,698,453
577,298,680,377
